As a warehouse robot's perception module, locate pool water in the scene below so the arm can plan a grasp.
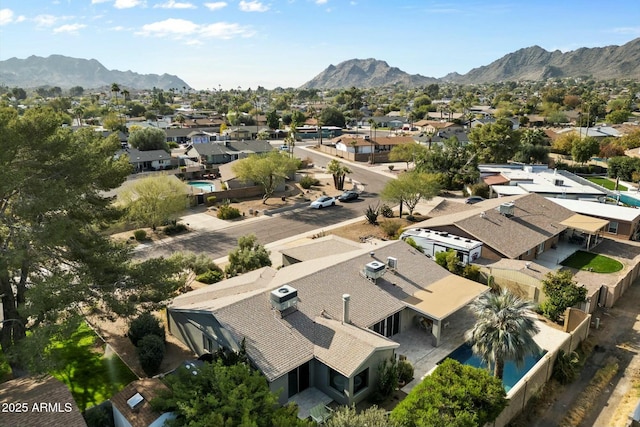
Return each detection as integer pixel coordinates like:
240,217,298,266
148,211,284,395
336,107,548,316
442,343,545,392
188,181,215,192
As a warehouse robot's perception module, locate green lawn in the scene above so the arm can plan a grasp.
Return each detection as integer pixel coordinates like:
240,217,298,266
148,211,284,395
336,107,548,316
587,177,628,191
561,251,624,273
49,322,137,411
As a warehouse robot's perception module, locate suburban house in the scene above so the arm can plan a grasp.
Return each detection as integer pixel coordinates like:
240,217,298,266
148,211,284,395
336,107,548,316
0,375,87,427
480,164,607,199
167,240,488,409
119,148,175,172
407,193,608,263
412,120,464,135
548,198,640,241
111,379,175,427
165,128,220,145
331,135,416,163
185,140,273,166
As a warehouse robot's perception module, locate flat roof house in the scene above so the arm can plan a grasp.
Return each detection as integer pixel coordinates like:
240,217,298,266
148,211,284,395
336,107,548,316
167,240,487,411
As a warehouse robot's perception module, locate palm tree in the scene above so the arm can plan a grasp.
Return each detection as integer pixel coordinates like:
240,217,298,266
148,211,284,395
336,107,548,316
466,289,540,380
327,159,352,191
73,106,84,127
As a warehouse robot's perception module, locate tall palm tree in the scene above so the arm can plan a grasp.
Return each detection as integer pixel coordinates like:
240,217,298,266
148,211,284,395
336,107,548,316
466,289,540,380
327,159,352,191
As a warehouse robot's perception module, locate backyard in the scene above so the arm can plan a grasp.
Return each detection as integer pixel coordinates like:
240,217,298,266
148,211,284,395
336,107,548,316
586,176,628,191
560,250,624,273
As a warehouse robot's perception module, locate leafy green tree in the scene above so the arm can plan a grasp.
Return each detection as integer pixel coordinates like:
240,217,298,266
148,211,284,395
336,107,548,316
128,126,169,152
540,270,587,322
326,159,352,190
571,136,600,164
607,156,640,181
69,86,84,97
513,143,549,164
266,109,280,129
466,289,540,379
468,121,519,163
551,131,580,155
605,110,630,124
128,312,165,346
415,137,479,190
381,172,440,216
0,106,184,375
389,142,428,170
137,334,165,376
232,151,299,203
103,111,125,132
319,106,346,128
152,360,311,427
225,234,272,277
326,405,392,427
118,175,187,229
390,359,507,427
435,249,461,275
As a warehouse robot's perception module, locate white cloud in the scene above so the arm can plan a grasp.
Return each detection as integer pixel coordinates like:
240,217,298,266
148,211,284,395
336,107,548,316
0,8,14,25
154,0,196,9
610,26,640,35
33,14,59,27
53,23,87,34
137,18,254,40
315,0,328,4
239,0,268,12
204,1,227,11
91,0,111,3
114,0,144,9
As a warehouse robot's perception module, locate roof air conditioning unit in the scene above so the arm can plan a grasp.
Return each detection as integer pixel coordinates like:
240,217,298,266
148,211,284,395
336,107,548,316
498,202,515,217
364,135,370,140
554,179,564,186
387,257,398,270
364,261,386,281
270,285,298,311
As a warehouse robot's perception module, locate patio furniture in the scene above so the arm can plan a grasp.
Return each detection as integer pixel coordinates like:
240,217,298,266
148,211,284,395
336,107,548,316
309,404,333,424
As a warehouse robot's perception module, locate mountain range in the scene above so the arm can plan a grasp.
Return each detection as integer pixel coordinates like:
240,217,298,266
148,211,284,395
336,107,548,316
0,55,191,91
1,38,639,91
301,38,640,89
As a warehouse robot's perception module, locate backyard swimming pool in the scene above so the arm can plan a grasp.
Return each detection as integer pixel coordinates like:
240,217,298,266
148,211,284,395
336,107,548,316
442,342,545,392
188,181,215,192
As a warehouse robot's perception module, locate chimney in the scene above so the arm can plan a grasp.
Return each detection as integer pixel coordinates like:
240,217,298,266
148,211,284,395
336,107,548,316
342,294,351,324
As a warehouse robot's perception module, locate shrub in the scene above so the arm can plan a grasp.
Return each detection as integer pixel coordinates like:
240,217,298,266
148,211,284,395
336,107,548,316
397,359,414,384
469,182,490,199
137,334,165,376
380,204,394,218
326,405,390,427
196,269,224,284
371,357,398,403
380,219,403,238
83,401,113,427
299,175,320,189
128,312,165,346
364,203,380,225
206,196,217,206
404,237,423,253
164,223,187,235
552,350,580,384
133,229,147,241
217,204,241,220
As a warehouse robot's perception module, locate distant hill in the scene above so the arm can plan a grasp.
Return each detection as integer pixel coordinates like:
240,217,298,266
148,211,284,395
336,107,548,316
0,55,191,90
447,38,640,83
300,58,439,89
301,39,640,89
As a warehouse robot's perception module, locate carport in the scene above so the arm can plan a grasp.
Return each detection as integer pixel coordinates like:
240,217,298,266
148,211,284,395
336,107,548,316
403,275,489,347
560,214,609,250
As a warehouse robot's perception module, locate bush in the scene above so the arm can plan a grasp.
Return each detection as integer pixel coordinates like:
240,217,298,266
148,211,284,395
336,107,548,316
468,182,490,199
380,204,394,218
397,359,414,384
404,237,423,253
196,269,224,284
206,196,217,206
371,357,398,403
128,312,165,346
552,350,580,384
133,229,147,241
364,203,380,225
137,334,165,376
326,405,390,427
164,223,187,235
380,219,403,238
83,401,113,427
217,204,241,220
299,175,320,189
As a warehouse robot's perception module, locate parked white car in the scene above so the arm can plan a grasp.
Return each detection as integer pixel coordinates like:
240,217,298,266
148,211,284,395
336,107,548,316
310,196,336,209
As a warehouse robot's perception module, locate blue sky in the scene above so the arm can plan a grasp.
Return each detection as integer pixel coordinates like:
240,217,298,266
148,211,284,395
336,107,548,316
1,0,639,90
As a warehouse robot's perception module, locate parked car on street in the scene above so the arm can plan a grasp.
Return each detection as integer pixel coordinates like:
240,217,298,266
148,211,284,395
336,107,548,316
337,190,359,202
310,196,336,209
465,196,485,204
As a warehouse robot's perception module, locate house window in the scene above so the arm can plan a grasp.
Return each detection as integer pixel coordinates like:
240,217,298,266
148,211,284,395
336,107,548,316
537,242,545,255
202,334,216,353
287,361,310,398
329,368,347,394
608,221,619,234
526,249,532,256
354,368,369,395
371,311,401,338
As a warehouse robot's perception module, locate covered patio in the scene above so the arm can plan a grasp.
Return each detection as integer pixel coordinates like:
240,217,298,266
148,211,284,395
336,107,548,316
288,387,333,420
560,214,609,250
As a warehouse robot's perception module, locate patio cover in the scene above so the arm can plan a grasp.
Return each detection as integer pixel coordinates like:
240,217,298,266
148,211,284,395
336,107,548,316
403,275,489,320
560,214,609,234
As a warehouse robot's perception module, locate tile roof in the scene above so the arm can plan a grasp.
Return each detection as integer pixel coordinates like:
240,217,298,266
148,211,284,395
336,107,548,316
110,379,170,427
172,240,480,381
0,375,87,427
408,193,574,258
